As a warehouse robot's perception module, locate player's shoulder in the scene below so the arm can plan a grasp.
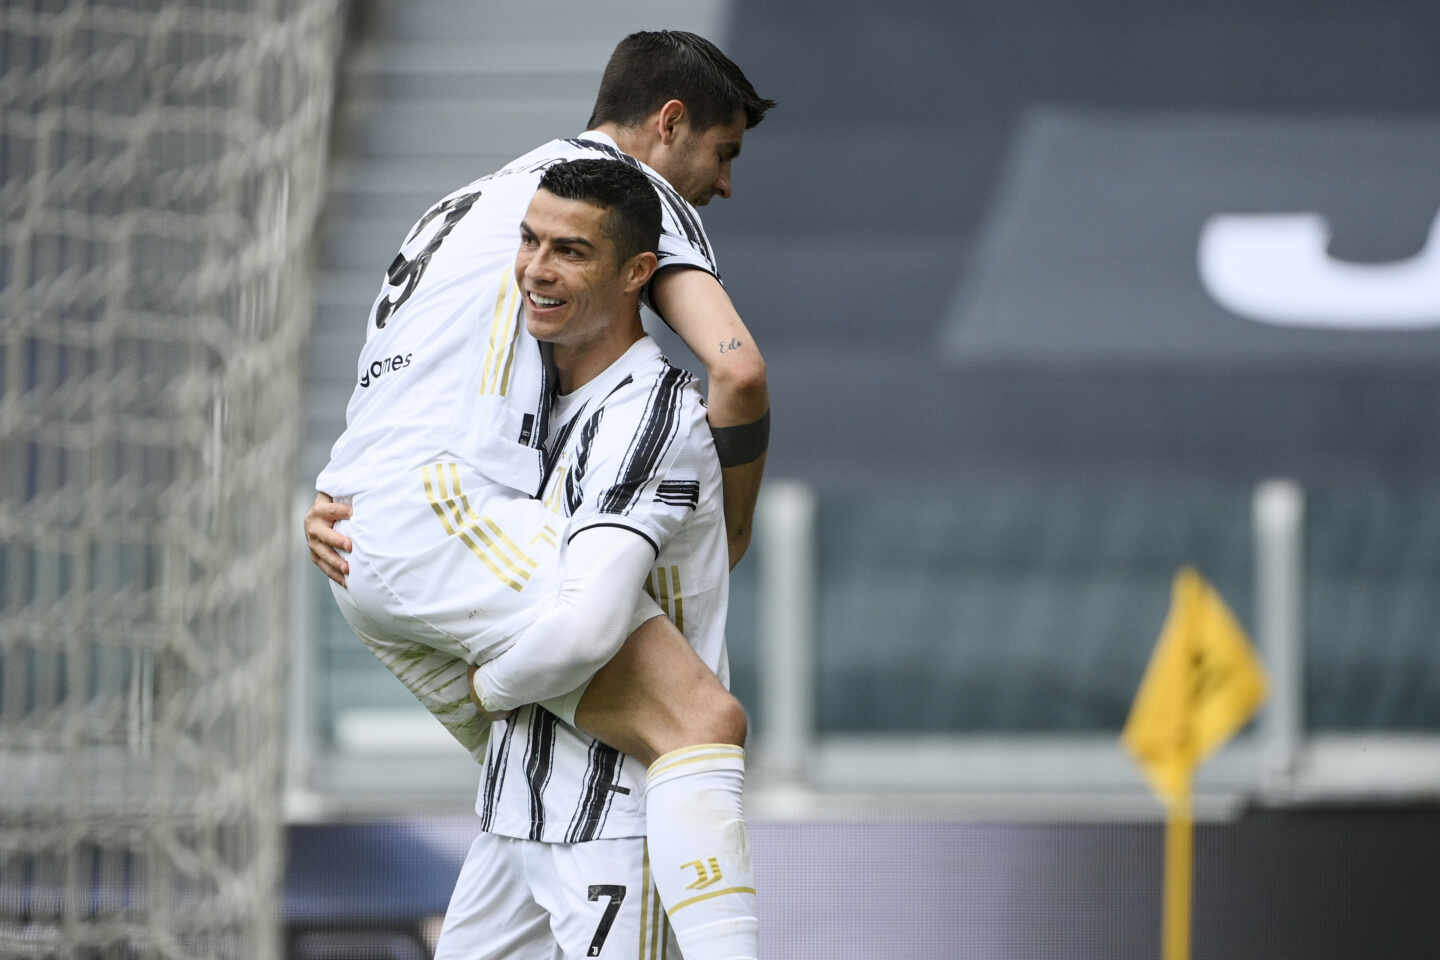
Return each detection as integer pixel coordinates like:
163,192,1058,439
602,341,703,411
593,347,710,455
488,135,636,181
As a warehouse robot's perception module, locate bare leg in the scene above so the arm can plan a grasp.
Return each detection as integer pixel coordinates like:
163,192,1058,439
575,614,757,960
573,614,746,767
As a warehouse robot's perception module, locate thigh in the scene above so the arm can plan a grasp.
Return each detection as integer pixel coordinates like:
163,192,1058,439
533,838,679,960
433,831,554,960
573,615,728,763
350,464,564,660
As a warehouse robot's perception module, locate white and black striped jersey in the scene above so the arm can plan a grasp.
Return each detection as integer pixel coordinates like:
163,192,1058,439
476,336,730,844
316,131,719,501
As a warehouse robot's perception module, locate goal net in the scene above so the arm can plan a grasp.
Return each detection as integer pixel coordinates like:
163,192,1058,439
1,1,341,956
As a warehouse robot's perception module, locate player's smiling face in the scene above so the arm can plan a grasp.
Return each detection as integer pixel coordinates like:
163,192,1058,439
515,189,631,352
657,109,746,207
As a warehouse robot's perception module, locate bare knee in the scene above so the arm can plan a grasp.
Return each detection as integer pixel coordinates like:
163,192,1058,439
697,689,747,749
572,615,749,766
626,685,747,768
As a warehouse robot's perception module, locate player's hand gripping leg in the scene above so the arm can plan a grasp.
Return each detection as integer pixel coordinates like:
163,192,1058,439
305,492,352,587
574,616,758,960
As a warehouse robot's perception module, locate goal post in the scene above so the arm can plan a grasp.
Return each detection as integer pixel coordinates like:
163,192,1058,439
1,2,342,956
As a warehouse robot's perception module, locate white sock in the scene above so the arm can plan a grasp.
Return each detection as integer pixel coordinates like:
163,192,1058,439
645,744,758,960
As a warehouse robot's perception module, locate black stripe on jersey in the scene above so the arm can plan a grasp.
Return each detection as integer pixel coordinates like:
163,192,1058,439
570,137,715,272
566,742,626,842
565,406,604,516
567,137,641,169
534,342,555,449
567,520,659,557
561,374,632,514
565,740,604,842
480,714,519,831
523,707,560,841
655,480,700,510
592,750,627,841
604,374,635,399
647,173,715,271
525,156,567,175
598,365,691,516
541,400,587,491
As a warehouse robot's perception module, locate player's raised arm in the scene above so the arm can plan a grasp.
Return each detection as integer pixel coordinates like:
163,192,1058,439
651,266,769,569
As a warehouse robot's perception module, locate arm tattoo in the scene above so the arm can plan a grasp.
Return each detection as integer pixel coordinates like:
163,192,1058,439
719,337,743,354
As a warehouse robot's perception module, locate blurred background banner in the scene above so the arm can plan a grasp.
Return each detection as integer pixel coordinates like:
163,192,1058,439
930,109,1440,484
706,0,1440,488
945,111,1440,364
938,111,1440,359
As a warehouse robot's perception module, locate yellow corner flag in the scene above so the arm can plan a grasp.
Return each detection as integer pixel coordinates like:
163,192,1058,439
1122,567,1268,960
1122,567,1269,805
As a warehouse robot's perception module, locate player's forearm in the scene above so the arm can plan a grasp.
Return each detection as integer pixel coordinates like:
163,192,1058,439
722,454,765,568
471,604,624,713
651,268,770,563
470,527,657,712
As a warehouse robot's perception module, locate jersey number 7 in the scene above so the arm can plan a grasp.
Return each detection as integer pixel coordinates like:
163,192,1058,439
585,883,626,957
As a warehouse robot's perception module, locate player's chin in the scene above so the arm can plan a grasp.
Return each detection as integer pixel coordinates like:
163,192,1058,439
524,312,562,341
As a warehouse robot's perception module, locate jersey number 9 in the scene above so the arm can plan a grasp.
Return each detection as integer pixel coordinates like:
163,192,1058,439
373,189,481,329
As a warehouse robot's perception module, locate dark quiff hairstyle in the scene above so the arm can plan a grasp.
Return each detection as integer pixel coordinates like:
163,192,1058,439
537,159,662,265
586,30,776,132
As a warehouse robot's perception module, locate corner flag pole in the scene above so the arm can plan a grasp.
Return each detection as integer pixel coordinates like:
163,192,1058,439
1162,787,1193,960
1122,568,1268,960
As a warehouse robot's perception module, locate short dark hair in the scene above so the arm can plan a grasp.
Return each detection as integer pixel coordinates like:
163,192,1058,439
537,159,661,265
587,30,776,132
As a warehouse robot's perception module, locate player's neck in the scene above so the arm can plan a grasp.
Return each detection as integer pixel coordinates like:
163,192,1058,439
551,320,644,396
594,122,658,169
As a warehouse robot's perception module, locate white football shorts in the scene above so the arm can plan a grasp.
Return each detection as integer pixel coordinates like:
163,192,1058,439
433,831,679,960
328,460,580,761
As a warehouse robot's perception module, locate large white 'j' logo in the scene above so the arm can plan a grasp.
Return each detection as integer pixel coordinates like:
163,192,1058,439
1198,209,1440,329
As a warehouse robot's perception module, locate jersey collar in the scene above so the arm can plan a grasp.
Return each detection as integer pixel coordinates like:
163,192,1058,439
576,131,679,199
556,335,661,408
577,129,623,153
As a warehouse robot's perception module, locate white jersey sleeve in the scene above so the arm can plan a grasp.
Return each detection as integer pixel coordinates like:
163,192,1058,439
469,525,659,716
562,366,713,556
649,176,719,279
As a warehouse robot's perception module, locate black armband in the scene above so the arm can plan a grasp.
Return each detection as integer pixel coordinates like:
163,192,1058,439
711,410,770,467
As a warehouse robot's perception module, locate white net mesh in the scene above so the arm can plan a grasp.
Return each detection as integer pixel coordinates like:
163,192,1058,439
0,1,340,955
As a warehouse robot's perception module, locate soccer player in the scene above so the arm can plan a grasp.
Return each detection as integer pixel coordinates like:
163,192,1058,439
306,33,771,960
425,157,744,959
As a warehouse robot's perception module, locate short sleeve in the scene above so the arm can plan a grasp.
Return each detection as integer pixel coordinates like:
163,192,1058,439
565,137,718,284
643,176,720,316
565,367,712,555
651,175,718,276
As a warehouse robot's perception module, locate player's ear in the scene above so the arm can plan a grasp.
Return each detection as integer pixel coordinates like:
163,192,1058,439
656,100,685,145
623,251,658,294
